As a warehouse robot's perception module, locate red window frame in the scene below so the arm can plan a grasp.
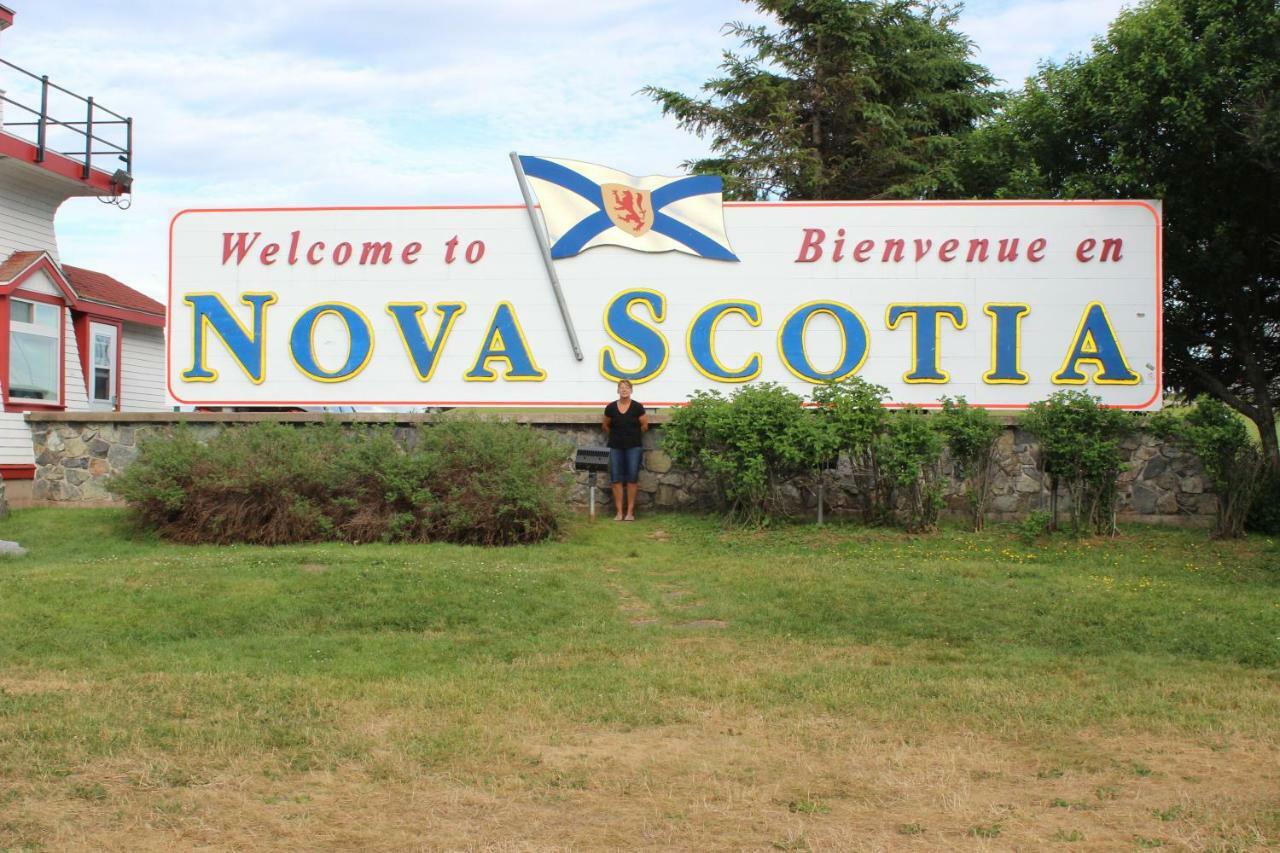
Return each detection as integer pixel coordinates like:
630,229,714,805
2,290,67,412
75,314,123,411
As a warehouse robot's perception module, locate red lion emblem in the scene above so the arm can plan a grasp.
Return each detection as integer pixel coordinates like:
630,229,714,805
610,188,649,233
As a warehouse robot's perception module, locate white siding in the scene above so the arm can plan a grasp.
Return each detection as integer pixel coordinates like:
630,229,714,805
0,160,65,262
119,323,166,411
11,269,61,296
63,310,91,412
0,412,34,466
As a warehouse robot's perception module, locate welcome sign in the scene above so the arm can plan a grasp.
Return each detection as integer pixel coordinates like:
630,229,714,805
167,191,1161,409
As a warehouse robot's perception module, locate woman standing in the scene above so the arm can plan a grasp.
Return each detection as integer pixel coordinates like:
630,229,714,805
602,379,648,521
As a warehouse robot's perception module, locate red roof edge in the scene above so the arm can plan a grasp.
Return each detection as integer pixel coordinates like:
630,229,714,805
62,264,165,325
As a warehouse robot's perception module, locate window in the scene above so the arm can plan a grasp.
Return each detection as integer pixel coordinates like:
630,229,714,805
9,298,61,403
89,322,118,410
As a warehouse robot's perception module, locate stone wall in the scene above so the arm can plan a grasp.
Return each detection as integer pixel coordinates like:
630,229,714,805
24,412,1215,525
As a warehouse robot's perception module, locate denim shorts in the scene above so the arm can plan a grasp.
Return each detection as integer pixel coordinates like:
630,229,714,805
609,446,643,484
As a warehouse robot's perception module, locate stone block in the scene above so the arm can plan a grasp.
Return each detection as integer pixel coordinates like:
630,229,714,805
119,426,135,447
1014,473,1042,493
107,444,139,468
80,479,112,502
65,469,90,486
645,449,673,474
89,458,110,476
990,493,1021,513
0,540,27,557
1156,491,1178,514
1130,481,1158,514
1180,476,1204,494
658,472,684,486
657,484,689,506
63,456,88,469
88,438,111,458
46,431,65,453
637,470,658,493
1141,456,1167,480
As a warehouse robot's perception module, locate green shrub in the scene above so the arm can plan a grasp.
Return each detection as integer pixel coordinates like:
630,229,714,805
109,419,567,546
811,377,890,522
1151,397,1264,538
1023,391,1132,535
664,383,835,524
877,406,945,532
933,396,1002,531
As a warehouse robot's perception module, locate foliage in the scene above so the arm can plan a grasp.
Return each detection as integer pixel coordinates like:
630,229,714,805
109,419,567,546
876,406,945,532
1150,397,1263,537
811,377,890,521
933,396,1002,530
664,383,836,524
643,0,998,200
942,0,1280,472
1022,391,1132,534
1247,469,1280,535
1017,509,1053,544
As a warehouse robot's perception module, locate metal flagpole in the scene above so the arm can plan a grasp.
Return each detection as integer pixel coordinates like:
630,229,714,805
510,151,584,362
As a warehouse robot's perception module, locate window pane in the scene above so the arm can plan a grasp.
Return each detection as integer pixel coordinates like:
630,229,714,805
94,334,111,368
10,301,32,324
34,303,59,329
10,330,59,400
94,367,111,401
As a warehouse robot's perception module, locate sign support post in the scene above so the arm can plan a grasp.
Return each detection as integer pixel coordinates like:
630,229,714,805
510,151,583,362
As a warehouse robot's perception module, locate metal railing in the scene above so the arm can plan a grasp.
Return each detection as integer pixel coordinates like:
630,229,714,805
0,56,131,187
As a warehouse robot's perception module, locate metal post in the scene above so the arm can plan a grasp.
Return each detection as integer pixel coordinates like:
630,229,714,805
589,470,597,520
124,116,133,175
509,151,584,361
36,75,47,162
83,96,95,178
817,478,825,526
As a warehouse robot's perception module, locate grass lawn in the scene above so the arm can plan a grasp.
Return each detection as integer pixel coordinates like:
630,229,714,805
0,509,1277,851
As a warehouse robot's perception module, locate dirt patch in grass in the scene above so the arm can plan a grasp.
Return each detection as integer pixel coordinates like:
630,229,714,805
5,718,1275,851
0,675,91,695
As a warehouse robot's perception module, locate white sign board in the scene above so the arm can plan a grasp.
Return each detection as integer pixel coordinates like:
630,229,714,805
167,201,1161,409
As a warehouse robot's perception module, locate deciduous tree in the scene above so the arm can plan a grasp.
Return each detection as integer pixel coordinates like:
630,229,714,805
945,0,1280,469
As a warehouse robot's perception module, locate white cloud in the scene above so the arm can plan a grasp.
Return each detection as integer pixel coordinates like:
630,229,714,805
6,0,1126,299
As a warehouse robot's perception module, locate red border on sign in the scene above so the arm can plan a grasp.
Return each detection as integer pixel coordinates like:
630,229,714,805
166,200,1163,410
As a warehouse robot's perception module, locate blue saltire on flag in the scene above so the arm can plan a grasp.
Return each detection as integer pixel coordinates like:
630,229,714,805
517,155,739,262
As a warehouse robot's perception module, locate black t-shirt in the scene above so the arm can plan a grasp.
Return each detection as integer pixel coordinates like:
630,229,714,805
604,399,646,449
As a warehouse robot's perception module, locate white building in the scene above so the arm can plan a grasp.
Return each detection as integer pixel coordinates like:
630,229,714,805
0,4,164,501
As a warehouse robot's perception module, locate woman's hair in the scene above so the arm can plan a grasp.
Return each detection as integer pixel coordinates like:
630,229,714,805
616,379,633,391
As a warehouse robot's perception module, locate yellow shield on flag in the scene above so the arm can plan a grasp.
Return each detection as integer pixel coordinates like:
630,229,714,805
600,183,654,237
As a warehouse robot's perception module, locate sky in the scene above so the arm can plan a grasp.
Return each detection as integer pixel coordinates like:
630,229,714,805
1,0,1132,300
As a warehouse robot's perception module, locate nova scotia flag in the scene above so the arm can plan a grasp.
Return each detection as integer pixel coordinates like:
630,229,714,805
517,155,739,261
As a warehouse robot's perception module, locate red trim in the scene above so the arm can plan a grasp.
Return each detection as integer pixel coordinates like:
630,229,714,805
75,315,122,410
4,291,66,412
0,134,124,196
0,253,78,302
0,464,36,481
166,200,1163,411
0,7,13,30
73,300,164,328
